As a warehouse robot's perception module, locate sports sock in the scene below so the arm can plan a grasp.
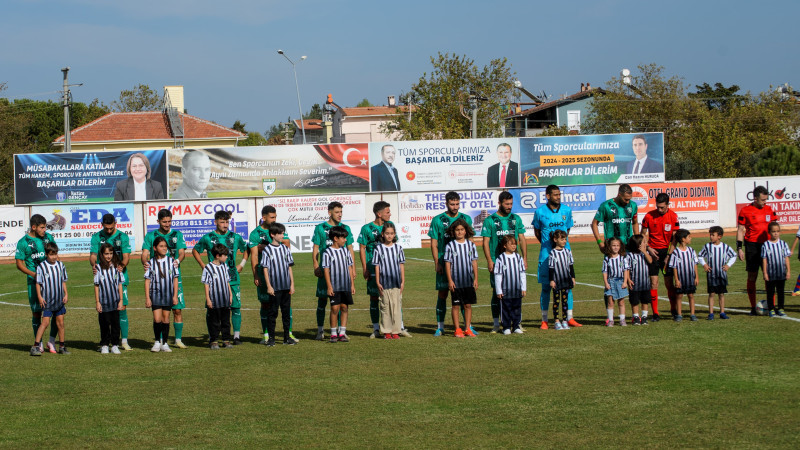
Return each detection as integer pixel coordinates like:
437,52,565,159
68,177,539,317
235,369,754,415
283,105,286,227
541,310,548,322
339,326,346,335
794,274,800,293
316,297,327,327
567,290,574,310
330,327,337,336
642,310,649,318
260,304,269,334
153,321,160,342
49,335,56,345
650,289,659,314
233,331,240,339
369,298,380,325
162,323,170,342
619,314,626,321
317,325,324,333
174,322,183,341
567,310,573,320
435,296,446,323
437,321,444,330
231,308,242,333
490,294,500,320
607,309,614,321
539,286,551,311
119,309,129,339
747,279,757,307
633,313,640,318
289,307,293,332
493,318,500,327
373,323,379,331
49,323,58,339
32,316,41,337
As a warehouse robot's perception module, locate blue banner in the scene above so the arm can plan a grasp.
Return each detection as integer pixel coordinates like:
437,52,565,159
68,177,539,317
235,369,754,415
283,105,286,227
30,203,136,254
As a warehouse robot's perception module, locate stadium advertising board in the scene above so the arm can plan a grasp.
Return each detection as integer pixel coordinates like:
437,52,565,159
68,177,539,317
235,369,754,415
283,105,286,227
734,177,800,225
369,139,520,192
257,194,366,253
30,203,136,254
509,185,607,237
168,144,369,199
145,199,251,250
397,190,500,240
519,132,665,187
0,206,29,257
630,182,719,230
14,150,168,205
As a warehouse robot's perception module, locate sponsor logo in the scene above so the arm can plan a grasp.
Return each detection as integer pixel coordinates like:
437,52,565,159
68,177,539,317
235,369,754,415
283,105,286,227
262,178,276,195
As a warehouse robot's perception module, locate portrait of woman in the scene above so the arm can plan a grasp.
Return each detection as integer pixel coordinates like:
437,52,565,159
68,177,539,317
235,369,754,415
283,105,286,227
113,152,165,201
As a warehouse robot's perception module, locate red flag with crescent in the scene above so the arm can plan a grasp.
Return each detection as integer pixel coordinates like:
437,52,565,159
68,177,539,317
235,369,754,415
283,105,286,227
313,143,370,181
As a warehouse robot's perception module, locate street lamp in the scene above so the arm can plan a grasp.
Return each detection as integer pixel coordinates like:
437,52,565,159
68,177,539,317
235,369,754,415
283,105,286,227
621,68,646,97
278,49,307,144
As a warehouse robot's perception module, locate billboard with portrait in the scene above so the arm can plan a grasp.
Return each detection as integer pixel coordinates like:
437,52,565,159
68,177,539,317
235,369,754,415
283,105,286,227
30,203,136,254
14,150,168,205
519,132,664,187
168,144,369,199
144,199,252,250
369,138,520,192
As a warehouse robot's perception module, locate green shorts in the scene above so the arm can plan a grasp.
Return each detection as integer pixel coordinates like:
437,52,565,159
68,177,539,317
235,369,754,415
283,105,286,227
231,285,241,309
173,278,185,310
27,283,42,313
366,265,379,297
316,277,328,299
122,285,129,307
255,268,271,302
436,271,449,292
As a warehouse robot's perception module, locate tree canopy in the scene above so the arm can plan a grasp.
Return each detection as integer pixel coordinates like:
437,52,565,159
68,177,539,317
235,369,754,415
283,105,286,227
112,84,163,112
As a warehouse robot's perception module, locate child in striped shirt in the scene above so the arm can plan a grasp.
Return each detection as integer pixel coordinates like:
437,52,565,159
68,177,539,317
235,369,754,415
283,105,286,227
547,230,573,330
94,243,124,354
372,223,406,339
496,235,527,335
322,226,356,343
698,226,736,320
602,237,630,327
762,221,791,317
31,242,69,356
261,223,295,346
626,235,653,325
202,244,233,349
668,229,699,321
444,219,479,338
144,236,179,352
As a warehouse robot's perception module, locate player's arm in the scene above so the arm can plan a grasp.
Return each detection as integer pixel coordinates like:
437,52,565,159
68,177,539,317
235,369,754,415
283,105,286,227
94,285,102,313
534,228,543,243
35,282,45,307
591,218,604,252
603,270,610,290
347,244,356,275
236,245,250,273
172,274,179,305
177,248,185,264
15,259,35,278
518,233,528,268
192,247,206,270
445,261,455,291
312,244,320,270
482,236,494,272
62,281,68,304
204,283,213,308
119,252,130,273
399,260,406,293
250,245,261,282
116,283,124,310
736,224,746,261
374,264,383,293
785,254,791,280
791,233,800,257
359,246,369,279
141,249,150,267
89,252,98,275
632,213,640,235
349,263,356,295
288,265,295,295
263,266,274,296
324,267,333,296
144,278,152,307
430,238,441,273
472,259,479,289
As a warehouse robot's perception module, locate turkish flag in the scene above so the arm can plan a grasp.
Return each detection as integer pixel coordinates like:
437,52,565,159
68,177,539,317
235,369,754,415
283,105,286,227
314,143,370,181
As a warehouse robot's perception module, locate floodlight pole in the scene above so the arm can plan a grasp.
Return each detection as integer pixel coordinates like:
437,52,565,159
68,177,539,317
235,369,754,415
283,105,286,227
62,67,71,152
278,50,307,144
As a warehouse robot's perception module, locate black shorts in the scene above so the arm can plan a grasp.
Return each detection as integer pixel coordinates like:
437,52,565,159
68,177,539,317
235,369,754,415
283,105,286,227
676,285,696,295
629,290,650,306
744,241,763,273
708,284,728,294
152,304,173,311
451,287,477,306
648,248,670,277
330,291,354,306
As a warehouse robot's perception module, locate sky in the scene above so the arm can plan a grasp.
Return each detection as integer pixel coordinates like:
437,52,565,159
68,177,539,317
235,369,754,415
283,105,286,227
1,0,797,136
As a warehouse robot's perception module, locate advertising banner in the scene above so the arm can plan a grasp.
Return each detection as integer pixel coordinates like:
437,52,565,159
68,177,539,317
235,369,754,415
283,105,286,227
369,139,520,192
256,194,366,253
145,199,251,250
509,185,607,237
397,190,500,240
14,150,168,205
629,182,719,230
0,206,29,257
520,132,664,187
734,177,800,226
168,144,369,199
30,203,136,254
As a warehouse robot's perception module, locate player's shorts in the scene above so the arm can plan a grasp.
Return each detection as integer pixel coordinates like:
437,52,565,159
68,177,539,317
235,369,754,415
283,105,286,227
708,284,728,294
121,285,129,307
605,277,629,300
316,277,329,298
537,258,550,285
451,287,477,306
27,283,42,313
649,248,670,277
436,270,450,292
330,291,354,306
256,268,271,302
230,285,241,309
152,304,173,311
172,278,185,310
42,306,66,317
366,265,380,297
744,241,763,273
676,285,697,295
629,290,650,306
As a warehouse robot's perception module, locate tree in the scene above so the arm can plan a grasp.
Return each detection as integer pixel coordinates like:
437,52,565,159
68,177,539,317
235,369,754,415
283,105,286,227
689,82,745,111
112,84,163,112
302,103,322,120
231,120,247,133
382,52,515,140
538,125,571,136
356,98,372,107
751,144,800,176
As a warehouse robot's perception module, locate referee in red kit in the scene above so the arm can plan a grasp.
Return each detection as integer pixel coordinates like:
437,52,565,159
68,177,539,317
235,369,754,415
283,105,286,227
737,185,774,315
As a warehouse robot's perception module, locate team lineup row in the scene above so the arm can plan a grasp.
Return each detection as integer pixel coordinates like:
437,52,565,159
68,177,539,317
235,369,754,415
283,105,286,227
16,184,800,355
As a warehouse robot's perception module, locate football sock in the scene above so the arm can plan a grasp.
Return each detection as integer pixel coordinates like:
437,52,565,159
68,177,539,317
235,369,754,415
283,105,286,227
490,295,500,320
122,338,128,344
493,318,500,327
174,322,183,341
317,325,324,333
32,316,40,337
260,304,269,333
339,326,346,335
541,310,548,322
794,274,800,292
567,290,574,310
633,313,640,318
747,279,756,307
49,335,56,345
373,323,379,331
233,331,240,339
153,321,160,342
607,309,614,321
119,310,129,339
567,309,573,320
370,298,380,325
619,314,625,321
539,287,551,311
435,296,447,323
162,323,170,342
642,310,649,318
330,327,337,336
437,321,444,330
650,290,659,314
49,323,58,339
231,308,242,333
316,297,327,327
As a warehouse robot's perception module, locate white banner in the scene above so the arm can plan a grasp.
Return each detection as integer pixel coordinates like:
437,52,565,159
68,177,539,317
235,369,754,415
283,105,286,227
397,190,500,240
144,199,252,249
0,206,29,257
734,177,800,226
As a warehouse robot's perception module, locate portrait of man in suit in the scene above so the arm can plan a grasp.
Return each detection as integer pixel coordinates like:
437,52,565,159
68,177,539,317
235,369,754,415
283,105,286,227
172,150,211,199
626,134,663,175
486,142,519,188
370,144,402,192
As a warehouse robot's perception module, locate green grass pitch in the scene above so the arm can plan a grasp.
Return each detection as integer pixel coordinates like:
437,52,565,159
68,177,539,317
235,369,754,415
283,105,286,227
1,237,798,448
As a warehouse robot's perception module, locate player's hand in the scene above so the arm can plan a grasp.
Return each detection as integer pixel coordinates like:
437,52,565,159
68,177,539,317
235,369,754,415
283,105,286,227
236,265,244,273
289,284,295,295
763,272,769,282
628,280,634,289
674,280,681,289
647,246,657,258
145,298,152,308
143,261,150,270
117,301,123,311
598,242,606,253
722,265,729,272
496,293,503,299
267,286,275,296
604,283,611,290
473,279,479,289
207,300,213,309
38,298,45,308
704,264,711,273
96,302,102,313
351,285,356,295
116,265,125,274
435,261,442,274
172,295,178,305
487,260,495,273
694,275,699,286
549,281,556,289
521,290,526,298
362,268,369,280
377,284,384,294
92,265,98,275
173,260,180,269
400,282,405,293
327,287,334,297
314,267,323,278
738,249,745,261
253,278,260,287
448,281,455,292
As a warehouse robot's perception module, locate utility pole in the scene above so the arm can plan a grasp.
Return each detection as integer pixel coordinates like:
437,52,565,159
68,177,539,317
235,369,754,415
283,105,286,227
61,67,71,152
